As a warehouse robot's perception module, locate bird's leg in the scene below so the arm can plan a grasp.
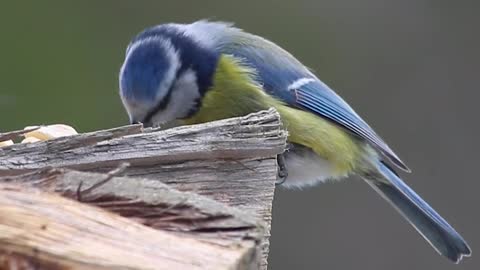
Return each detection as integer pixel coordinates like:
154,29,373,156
276,153,288,185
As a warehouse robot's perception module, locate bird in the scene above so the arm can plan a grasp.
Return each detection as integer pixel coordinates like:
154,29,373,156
118,20,471,263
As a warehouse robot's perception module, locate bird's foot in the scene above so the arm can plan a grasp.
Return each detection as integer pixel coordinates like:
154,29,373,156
276,153,288,185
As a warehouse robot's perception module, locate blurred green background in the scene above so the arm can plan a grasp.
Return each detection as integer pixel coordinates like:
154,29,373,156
1,1,478,269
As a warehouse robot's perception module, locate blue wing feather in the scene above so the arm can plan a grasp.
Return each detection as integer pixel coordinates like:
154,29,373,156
185,22,472,262
198,21,409,171
230,51,409,171
294,81,410,171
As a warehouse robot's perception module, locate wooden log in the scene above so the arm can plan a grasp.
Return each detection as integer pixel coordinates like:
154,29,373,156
0,109,285,172
0,168,266,240
0,109,287,269
0,182,260,270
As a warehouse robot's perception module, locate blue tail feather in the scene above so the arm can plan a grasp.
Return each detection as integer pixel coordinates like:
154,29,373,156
364,162,471,263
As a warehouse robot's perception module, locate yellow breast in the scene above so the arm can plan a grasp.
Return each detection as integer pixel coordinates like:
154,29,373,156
183,55,364,175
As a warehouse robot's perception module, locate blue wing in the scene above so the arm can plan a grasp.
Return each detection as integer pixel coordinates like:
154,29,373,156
293,79,410,172
281,76,409,172
196,21,409,171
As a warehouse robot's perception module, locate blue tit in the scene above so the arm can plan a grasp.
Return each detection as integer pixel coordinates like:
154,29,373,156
119,20,471,262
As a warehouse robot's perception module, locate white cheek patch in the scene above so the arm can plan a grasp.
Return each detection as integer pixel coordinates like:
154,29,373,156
151,69,200,125
156,41,181,102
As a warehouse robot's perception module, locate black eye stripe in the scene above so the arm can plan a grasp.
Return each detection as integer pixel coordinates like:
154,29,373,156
132,27,218,96
141,68,183,125
142,86,173,125
134,26,219,125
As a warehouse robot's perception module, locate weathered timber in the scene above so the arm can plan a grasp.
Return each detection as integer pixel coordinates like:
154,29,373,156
0,168,266,240
0,109,285,172
0,182,259,270
0,109,287,269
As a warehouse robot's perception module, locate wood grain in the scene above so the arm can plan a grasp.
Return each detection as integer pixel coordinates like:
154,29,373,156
0,109,287,269
0,183,259,270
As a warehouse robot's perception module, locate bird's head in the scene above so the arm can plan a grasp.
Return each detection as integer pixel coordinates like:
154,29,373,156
119,25,219,127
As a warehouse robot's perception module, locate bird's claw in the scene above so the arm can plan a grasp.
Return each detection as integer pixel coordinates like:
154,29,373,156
276,154,288,185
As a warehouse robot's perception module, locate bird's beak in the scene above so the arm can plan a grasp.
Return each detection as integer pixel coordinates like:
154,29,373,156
130,118,151,127
130,116,153,128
